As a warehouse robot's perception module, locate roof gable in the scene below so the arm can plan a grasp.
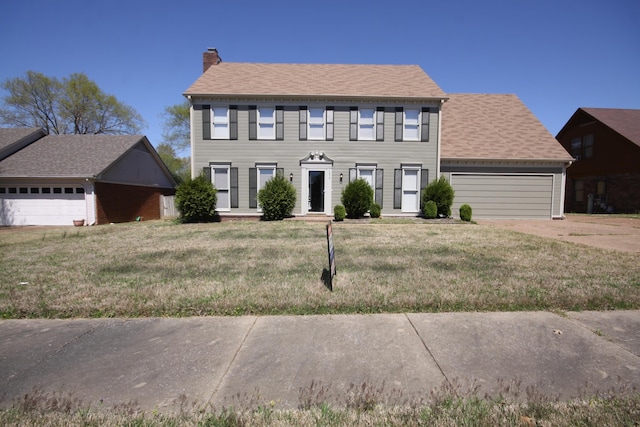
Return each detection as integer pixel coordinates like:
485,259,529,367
441,94,572,161
0,134,176,186
567,108,640,148
184,62,447,100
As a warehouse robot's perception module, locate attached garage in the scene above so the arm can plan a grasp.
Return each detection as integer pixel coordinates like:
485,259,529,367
450,174,554,219
0,185,87,226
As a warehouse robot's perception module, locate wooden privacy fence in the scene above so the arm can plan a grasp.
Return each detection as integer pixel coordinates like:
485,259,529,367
161,195,178,219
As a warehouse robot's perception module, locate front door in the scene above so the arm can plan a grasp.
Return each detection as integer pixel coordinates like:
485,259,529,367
308,171,325,212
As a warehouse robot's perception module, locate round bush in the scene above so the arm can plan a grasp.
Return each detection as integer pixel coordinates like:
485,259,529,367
341,178,374,219
460,204,473,221
175,175,218,223
369,203,381,218
424,200,437,219
334,205,346,221
257,174,296,220
422,176,455,218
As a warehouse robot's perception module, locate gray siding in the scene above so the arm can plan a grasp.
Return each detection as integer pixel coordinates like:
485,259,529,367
192,101,440,215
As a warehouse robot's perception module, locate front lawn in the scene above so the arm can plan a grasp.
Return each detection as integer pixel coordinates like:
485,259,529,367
1,220,638,318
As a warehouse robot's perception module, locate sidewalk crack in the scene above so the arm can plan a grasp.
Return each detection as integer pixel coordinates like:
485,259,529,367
405,314,450,386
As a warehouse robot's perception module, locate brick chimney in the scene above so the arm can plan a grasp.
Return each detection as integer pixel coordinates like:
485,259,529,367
203,48,221,72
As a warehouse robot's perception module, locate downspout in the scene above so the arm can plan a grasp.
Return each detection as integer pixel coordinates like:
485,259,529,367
82,178,97,225
436,99,445,179
559,160,573,219
188,96,196,178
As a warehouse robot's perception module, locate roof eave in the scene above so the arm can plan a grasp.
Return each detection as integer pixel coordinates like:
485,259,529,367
184,92,449,103
441,157,573,163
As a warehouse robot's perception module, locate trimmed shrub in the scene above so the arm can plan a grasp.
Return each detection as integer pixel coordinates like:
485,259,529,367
422,176,455,218
424,200,437,219
370,203,381,218
341,178,374,219
334,205,346,221
257,174,296,221
175,175,218,223
460,204,473,221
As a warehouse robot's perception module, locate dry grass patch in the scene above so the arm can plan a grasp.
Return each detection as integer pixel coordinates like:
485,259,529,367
1,220,639,318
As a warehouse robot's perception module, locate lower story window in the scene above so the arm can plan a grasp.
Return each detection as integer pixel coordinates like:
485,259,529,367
257,165,276,211
402,168,420,212
212,166,231,210
574,179,584,202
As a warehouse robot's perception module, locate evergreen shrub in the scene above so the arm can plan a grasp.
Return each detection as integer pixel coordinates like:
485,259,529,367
175,175,218,223
334,205,346,221
424,200,437,219
341,178,374,219
460,204,473,221
370,203,381,218
257,174,296,220
422,176,455,218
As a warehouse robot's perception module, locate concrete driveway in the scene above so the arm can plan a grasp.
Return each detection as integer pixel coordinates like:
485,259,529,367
479,215,640,253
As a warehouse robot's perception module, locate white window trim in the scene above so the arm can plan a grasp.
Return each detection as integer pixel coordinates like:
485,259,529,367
358,109,376,141
211,164,231,211
403,108,420,141
256,164,277,212
211,107,230,139
308,108,326,140
258,107,275,140
401,166,420,213
356,165,376,190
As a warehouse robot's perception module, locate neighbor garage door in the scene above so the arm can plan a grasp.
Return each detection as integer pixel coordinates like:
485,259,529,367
450,174,553,219
0,186,86,226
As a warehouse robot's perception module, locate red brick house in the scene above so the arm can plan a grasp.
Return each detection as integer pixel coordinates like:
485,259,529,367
556,108,640,214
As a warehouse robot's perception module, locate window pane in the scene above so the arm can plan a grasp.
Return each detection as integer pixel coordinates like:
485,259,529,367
359,109,374,124
309,124,324,139
217,190,229,209
213,108,228,123
213,168,229,190
404,109,419,124
359,124,375,140
259,168,274,188
258,123,274,139
403,169,418,190
309,109,324,122
259,108,275,123
402,191,418,211
358,169,374,188
212,123,228,138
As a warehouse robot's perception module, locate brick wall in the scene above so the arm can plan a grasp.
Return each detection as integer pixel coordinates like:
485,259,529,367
95,182,175,224
566,172,640,214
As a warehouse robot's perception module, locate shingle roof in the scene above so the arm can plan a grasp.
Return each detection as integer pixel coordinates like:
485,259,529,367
0,134,146,177
184,62,447,100
579,108,640,147
441,94,573,161
0,127,44,152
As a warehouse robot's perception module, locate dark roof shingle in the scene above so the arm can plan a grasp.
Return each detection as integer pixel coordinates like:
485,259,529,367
580,108,640,147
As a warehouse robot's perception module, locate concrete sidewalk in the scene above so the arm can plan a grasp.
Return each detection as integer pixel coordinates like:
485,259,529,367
1,311,639,411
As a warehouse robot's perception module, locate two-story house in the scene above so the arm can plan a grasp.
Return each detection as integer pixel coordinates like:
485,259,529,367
556,108,640,214
184,48,572,219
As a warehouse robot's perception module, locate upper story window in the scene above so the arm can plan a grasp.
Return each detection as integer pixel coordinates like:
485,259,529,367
258,107,275,139
359,109,376,140
350,107,384,141
571,134,594,160
403,109,420,141
299,106,333,141
395,107,431,142
211,107,229,139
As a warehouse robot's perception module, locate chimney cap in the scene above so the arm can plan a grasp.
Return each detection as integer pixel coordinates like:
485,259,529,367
207,47,218,52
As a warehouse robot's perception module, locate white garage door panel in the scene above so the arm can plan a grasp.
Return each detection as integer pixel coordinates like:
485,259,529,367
1,193,86,226
451,174,553,219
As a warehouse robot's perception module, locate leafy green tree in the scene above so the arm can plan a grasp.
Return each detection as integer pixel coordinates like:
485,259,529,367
422,176,455,217
175,175,218,223
257,174,296,220
161,100,190,153
156,143,190,184
0,71,144,134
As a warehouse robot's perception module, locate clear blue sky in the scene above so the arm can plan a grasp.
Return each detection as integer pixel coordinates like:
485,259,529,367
2,0,638,155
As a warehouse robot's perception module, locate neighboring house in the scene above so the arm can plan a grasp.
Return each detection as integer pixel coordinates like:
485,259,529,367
183,48,572,219
0,129,177,226
556,108,640,214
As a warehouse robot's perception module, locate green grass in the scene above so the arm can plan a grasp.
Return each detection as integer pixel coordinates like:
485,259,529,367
1,219,639,318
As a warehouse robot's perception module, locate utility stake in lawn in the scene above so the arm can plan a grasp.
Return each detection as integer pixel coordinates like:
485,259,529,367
326,221,336,291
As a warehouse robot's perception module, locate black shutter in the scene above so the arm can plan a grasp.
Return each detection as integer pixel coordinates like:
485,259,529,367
349,107,358,141
375,169,384,207
376,107,384,141
276,168,284,177
202,166,211,182
249,106,257,140
421,108,430,142
420,169,429,210
395,107,403,141
201,105,211,140
394,169,402,209
349,168,356,182
326,107,334,141
299,107,307,140
230,167,239,208
249,168,257,209
276,106,284,140
229,106,238,140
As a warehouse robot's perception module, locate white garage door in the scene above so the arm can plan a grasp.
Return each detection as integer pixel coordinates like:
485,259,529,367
450,174,553,219
0,186,86,226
